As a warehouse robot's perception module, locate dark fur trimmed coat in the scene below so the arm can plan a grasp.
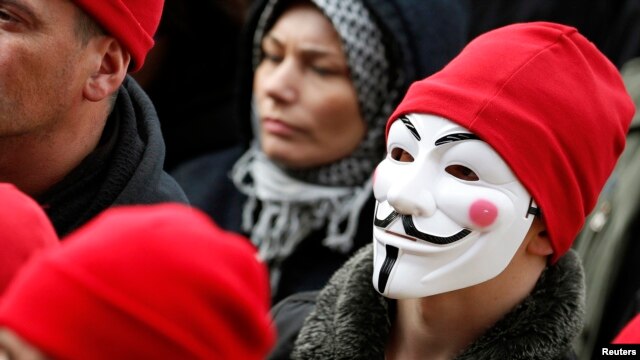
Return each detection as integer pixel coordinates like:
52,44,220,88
270,244,585,359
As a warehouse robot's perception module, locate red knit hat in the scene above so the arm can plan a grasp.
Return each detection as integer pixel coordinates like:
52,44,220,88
71,0,164,71
0,204,275,360
0,183,58,295
613,314,640,344
387,22,635,263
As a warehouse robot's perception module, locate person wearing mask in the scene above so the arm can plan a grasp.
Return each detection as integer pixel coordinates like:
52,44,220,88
270,22,634,359
172,0,470,303
0,0,187,237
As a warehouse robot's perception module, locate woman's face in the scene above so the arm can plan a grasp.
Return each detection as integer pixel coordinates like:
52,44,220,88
253,3,365,169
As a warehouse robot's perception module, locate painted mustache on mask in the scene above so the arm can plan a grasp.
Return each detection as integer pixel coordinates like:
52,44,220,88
373,205,472,294
374,208,471,245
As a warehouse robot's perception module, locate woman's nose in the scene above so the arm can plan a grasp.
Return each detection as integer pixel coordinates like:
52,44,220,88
386,181,436,217
261,59,299,103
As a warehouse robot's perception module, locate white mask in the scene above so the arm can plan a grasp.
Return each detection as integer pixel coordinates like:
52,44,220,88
372,113,538,299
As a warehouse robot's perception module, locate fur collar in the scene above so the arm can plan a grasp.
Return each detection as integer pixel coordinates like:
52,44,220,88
293,245,585,360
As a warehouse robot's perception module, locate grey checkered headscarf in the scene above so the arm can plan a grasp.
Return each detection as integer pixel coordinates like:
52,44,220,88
253,0,396,185
232,0,402,290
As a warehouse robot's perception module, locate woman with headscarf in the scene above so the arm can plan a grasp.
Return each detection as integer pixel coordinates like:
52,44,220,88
173,0,469,303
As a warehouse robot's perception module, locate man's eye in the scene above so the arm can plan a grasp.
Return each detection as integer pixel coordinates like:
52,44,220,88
390,147,414,162
0,10,15,22
445,164,479,181
0,9,23,28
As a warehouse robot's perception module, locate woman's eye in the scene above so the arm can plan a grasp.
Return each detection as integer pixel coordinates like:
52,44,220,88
261,50,283,64
445,164,479,181
310,64,346,77
390,148,414,162
311,66,332,76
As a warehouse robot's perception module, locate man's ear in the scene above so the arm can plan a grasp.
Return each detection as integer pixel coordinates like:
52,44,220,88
526,217,553,257
83,37,131,102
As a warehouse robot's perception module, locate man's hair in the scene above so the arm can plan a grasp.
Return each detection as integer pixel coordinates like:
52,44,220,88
74,7,105,46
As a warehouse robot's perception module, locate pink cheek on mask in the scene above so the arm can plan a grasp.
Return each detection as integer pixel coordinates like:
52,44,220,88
469,199,498,227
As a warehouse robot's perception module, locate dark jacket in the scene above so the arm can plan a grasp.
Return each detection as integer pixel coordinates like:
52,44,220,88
172,0,470,303
38,76,188,237
270,245,585,360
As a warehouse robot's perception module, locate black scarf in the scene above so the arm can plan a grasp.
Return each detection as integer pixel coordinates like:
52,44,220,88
38,78,150,236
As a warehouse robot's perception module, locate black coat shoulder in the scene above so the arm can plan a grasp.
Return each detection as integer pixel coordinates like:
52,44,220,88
268,291,319,360
171,145,246,232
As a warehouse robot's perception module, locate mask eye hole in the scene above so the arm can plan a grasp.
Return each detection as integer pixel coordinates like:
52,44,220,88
445,164,479,181
390,147,414,162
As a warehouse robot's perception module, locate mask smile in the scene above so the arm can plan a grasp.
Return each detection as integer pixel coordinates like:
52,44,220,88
374,205,472,245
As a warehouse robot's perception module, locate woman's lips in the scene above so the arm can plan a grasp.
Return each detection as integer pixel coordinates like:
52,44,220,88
262,117,300,137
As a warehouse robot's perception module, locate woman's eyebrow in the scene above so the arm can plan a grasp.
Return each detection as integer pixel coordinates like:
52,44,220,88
263,34,342,59
263,34,283,47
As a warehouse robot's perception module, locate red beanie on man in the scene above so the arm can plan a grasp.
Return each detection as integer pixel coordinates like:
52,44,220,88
387,22,635,263
0,183,58,295
71,0,164,71
0,204,275,360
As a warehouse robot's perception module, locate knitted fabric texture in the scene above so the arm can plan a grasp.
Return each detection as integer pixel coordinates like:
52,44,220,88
232,149,373,291
0,184,58,295
387,22,635,263
0,204,275,360
71,0,164,71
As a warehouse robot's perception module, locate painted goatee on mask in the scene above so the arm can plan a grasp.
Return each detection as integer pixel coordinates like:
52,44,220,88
372,113,539,299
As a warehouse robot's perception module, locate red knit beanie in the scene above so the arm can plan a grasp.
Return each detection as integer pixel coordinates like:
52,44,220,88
71,0,164,71
613,314,640,344
0,183,58,295
387,22,635,263
0,204,275,360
